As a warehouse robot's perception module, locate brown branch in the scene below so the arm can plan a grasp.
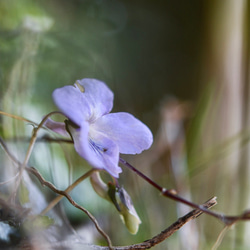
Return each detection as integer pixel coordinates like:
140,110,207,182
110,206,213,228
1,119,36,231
40,169,96,215
26,166,113,249
0,120,250,248
62,197,216,250
3,135,73,144
111,197,217,250
2,135,250,225
3,197,217,250
0,137,113,249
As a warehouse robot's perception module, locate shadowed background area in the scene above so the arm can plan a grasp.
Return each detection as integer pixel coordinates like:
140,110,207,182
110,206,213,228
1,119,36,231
1,0,250,249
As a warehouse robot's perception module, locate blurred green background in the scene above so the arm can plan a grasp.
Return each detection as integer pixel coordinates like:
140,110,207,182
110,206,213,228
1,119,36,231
1,0,250,249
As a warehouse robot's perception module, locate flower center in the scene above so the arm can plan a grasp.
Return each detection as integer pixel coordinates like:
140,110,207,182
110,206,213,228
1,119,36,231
89,138,108,155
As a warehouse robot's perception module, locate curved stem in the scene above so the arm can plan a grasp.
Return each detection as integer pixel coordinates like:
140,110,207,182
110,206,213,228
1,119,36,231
0,136,113,249
41,169,96,215
119,157,250,225
11,111,64,201
27,167,113,249
0,110,38,125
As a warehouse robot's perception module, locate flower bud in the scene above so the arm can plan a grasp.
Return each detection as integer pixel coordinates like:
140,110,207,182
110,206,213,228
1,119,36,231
90,172,141,234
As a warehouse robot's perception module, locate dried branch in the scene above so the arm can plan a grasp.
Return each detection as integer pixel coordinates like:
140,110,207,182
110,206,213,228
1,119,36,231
111,197,217,250
3,196,217,250
40,168,96,215
52,197,215,250
26,166,113,249
0,137,113,249
3,134,250,225
2,113,250,248
2,133,250,226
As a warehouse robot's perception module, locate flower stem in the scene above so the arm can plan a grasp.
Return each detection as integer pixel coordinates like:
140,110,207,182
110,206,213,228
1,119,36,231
119,158,163,191
119,157,241,225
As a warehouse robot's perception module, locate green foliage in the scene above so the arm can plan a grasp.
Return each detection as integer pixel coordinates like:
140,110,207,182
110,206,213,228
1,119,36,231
0,0,46,30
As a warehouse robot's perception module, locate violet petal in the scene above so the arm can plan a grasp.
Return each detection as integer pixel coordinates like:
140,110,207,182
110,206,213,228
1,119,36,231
92,112,153,154
68,122,122,178
43,118,69,137
52,79,114,125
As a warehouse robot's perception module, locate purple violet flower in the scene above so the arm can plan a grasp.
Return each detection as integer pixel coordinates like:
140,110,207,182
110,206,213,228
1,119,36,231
46,78,153,177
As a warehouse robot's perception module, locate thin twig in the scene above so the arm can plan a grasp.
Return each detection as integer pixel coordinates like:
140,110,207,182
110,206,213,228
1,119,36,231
14,196,216,250
0,137,113,249
111,197,217,250
2,132,250,225
26,166,113,249
40,169,96,215
0,110,38,125
2,112,250,239
12,111,63,200
3,135,73,144
3,133,250,225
